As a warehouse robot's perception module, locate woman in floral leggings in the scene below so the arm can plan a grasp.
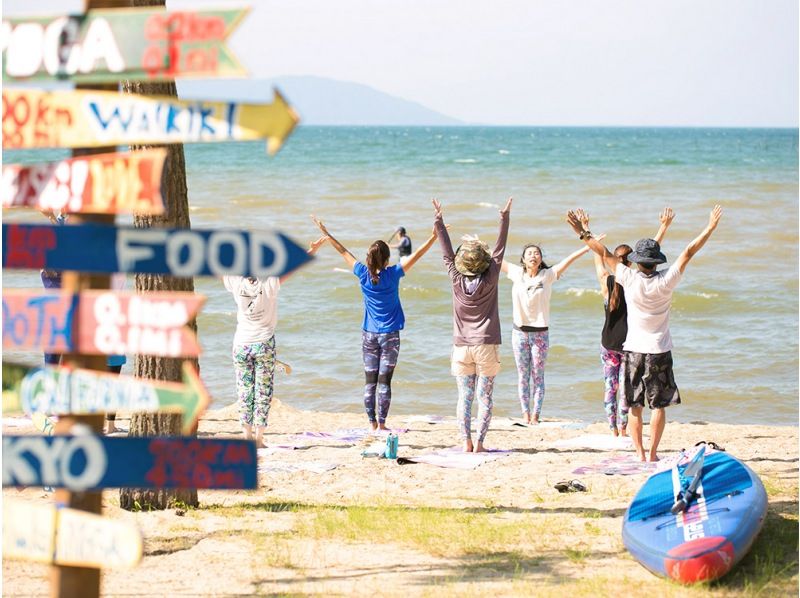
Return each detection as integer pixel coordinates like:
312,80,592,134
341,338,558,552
312,215,438,430
224,237,326,447
502,241,595,424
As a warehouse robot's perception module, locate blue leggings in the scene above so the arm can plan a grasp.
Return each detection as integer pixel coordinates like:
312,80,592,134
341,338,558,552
362,331,400,424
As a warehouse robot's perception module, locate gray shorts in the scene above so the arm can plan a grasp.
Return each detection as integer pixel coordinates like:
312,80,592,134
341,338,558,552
620,351,681,410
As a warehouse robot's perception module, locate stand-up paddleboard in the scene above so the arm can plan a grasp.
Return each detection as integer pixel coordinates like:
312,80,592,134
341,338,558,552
623,446,767,584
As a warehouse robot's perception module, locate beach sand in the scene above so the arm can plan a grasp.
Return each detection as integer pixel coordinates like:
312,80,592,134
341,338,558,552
3,400,798,597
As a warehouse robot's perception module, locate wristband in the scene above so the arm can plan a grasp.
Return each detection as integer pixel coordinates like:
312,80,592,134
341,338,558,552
579,230,592,241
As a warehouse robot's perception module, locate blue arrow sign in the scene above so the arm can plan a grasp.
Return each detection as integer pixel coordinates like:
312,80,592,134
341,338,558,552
2,435,257,490
3,223,312,277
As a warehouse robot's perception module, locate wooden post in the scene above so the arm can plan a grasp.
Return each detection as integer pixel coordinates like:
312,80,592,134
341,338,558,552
49,1,128,597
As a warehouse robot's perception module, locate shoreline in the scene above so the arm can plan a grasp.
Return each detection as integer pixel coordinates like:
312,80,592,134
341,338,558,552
3,400,798,596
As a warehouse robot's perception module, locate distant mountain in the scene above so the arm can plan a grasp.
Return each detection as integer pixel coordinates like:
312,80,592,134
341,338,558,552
177,76,462,126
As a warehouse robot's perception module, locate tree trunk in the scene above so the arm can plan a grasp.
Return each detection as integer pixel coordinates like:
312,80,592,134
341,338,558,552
118,44,199,510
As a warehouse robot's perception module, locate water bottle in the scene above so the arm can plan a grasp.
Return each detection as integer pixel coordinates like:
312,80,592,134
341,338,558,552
384,433,398,459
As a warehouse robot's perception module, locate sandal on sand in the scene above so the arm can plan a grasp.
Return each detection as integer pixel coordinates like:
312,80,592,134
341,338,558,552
695,441,725,451
555,479,587,493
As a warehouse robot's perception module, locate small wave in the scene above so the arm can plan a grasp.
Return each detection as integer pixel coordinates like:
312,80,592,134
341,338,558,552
477,202,500,209
454,158,478,164
565,288,602,297
498,149,510,155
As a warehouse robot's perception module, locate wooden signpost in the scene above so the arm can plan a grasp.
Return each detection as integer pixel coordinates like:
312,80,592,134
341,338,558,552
4,499,142,569
2,8,248,83
3,436,257,490
2,223,312,278
2,149,166,215
3,361,209,434
2,87,300,155
2,289,204,358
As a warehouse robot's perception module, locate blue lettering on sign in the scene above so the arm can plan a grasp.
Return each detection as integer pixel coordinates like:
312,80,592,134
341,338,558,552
2,300,29,346
88,101,134,132
225,103,237,137
165,103,180,134
199,105,215,135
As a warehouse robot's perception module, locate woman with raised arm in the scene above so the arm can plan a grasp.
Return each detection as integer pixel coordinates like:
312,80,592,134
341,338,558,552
433,197,511,452
224,236,327,448
578,207,674,437
500,236,597,425
311,217,438,431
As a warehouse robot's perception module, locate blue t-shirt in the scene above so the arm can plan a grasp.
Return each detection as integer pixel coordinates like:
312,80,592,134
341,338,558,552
353,262,405,333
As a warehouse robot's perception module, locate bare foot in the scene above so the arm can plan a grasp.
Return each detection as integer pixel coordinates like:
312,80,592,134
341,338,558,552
612,428,619,437
378,423,389,431
463,439,474,453
104,423,118,435
531,415,539,425
620,426,628,437
523,413,531,424
473,442,487,453
370,421,379,431
635,449,647,462
648,454,660,463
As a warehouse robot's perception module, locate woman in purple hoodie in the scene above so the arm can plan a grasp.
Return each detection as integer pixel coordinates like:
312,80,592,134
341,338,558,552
433,197,512,453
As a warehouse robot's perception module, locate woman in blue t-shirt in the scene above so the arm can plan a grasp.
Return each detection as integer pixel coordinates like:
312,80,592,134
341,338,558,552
312,216,438,430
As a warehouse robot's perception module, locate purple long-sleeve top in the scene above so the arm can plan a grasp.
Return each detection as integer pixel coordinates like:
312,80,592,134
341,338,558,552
434,210,509,346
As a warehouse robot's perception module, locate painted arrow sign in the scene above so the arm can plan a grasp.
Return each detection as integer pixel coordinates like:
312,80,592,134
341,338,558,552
2,149,166,215
2,223,312,278
3,435,257,490
2,87,299,155
4,499,142,569
3,361,209,434
2,289,204,358
2,7,248,83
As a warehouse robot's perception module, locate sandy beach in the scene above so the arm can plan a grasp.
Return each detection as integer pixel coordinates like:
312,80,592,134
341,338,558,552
2,400,798,597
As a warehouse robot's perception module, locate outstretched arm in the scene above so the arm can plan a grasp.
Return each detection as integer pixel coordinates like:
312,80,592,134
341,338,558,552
492,197,512,263
575,209,611,287
672,205,722,275
279,236,328,283
566,210,617,271
400,228,437,273
310,215,357,268
553,243,595,279
654,207,675,244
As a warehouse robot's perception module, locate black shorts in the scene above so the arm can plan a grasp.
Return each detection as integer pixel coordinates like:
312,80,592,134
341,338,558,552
620,351,681,410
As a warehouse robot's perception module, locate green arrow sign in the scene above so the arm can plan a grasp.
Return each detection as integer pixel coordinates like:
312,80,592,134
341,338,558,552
2,7,248,83
2,361,209,434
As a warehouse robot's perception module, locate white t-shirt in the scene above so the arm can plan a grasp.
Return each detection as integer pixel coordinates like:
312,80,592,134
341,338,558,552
506,264,557,328
223,276,280,346
615,262,683,354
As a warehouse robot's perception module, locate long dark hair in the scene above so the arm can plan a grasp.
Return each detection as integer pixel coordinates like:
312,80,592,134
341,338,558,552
519,243,549,272
609,244,632,311
366,240,390,284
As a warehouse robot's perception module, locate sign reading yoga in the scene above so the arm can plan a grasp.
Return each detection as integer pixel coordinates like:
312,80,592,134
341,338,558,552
2,289,204,357
2,149,166,215
2,7,248,83
2,361,209,434
2,436,258,490
2,223,312,278
2,88,299,154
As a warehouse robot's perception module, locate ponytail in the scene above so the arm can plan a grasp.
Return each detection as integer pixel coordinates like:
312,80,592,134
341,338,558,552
366,240,390,284
609,244,632,311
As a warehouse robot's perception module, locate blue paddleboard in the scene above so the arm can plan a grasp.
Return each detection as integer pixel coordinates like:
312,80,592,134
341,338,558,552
622,448,767,583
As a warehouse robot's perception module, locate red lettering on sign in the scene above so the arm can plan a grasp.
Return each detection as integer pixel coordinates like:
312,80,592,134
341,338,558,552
4,225,56,268
144,13,225,42
223,443,253,465
2,93,30,148
145,439,247,489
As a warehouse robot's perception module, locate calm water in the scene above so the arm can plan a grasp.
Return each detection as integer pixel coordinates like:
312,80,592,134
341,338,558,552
4,127,798,426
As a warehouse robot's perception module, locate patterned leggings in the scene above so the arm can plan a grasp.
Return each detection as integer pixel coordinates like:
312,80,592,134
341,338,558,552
511,328,549,418
362,331,400,424
456,375,495,442
233,336,276,427
601,346,628,430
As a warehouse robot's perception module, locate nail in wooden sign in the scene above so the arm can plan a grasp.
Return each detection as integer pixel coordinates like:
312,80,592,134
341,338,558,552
2,87,299,155
3,436,258,490
2,149,166,215
2,223,312,278
2,289,204,358
3,499,142,569
2,7,248,83
3,361,210,434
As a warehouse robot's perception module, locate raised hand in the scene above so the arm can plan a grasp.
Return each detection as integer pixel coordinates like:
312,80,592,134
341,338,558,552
307,235,328,255
660,207,675,227
707,204,723,230
432,198,443,219
575,208,590,230
566,210,585,235
501,197,513,214
310,214,329,236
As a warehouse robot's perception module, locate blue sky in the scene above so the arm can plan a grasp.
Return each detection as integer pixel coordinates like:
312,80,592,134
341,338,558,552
4,0,798,126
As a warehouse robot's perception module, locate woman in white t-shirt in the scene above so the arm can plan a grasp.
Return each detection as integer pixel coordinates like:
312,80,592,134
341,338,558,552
224,237,326,447
501,241,596,424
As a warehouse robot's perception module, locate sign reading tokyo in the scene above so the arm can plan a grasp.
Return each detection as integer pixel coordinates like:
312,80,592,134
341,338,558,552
2,436,257,490
2,149,166,215
2,223,312,278
2,88,299,155
2,7,248,83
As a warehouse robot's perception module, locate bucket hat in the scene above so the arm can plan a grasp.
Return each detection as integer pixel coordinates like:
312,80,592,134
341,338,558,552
455,236,491,276
628,238,667,266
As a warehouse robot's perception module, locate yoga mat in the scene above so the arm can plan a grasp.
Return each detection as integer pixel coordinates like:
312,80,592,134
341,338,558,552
397,447,511,470
554,434,633,450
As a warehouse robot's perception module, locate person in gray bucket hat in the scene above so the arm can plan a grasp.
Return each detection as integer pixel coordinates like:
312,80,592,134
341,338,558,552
566,205,723,463
433,197,512,453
